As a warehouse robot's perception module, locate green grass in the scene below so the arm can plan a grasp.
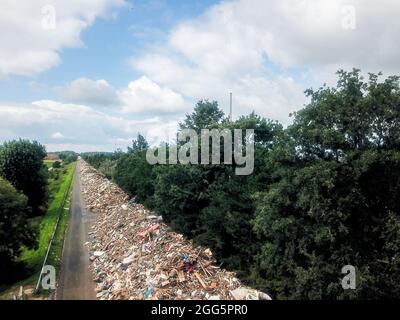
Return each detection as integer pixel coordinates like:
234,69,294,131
44,159,55,169
47,185,73,272
21,162,75,269
0,162,76,299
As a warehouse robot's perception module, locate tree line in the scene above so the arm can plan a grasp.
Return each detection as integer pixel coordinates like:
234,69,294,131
0,140,78,285
83,69,400,299
0,140,47,283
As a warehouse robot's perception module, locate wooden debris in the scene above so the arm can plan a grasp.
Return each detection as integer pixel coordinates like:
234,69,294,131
79,160,269,300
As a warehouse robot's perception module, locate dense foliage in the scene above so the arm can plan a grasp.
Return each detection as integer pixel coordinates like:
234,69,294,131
52,160,62,169
0,139,48,216
83,70,400,299
58,151,78,164
252,70,400,299
0,177,36,283
81,152,121,179
179,100,225,131
114,151,155,207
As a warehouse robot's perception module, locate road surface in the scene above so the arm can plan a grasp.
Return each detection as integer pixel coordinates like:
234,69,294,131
56,161,95,300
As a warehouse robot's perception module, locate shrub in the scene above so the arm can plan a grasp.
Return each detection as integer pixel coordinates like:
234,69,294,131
0,177,36,283
58,151,78,164
113,151,155,207
0,139,48,216
52,160,61,169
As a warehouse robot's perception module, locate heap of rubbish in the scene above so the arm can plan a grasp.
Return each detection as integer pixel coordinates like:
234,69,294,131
80,160,271,300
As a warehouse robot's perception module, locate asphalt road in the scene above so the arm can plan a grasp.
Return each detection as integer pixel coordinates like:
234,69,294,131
56,161,95,300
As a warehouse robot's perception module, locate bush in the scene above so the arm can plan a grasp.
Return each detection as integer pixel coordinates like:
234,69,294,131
153,163,260,277
0,139,48,216
58,151,78,164
0,177,36,284
153,164,210,236
52,160,61,169
97,158,117,179
113,151,155,207
82,152,119,169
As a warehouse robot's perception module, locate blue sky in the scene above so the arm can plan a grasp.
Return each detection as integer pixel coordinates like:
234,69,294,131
0,0,217,102
1,0,399,152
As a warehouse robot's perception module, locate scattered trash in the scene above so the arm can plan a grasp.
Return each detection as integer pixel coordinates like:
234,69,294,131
182,253,190,262
230,288,272,300
143,287,154,299
93,251,105,257
79,160,269,300
138,224,160,238
121,253,136,267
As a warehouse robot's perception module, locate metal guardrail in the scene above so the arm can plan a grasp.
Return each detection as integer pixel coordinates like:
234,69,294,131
34,163,76,294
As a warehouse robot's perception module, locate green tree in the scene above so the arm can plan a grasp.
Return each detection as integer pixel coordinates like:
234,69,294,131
128,134,149,154
81,152,119,169
113,135,155,207
97,158,117,179
52,160,62,169
153,103,281,280
58,151,78,164
253,69,400,299
0,139,48,216
179,100,225,131
0,177,36,283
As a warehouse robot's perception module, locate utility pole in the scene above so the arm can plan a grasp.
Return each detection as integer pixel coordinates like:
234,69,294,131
229,92,232,121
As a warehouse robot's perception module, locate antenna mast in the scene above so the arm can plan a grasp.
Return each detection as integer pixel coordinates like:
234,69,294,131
229,92,232,121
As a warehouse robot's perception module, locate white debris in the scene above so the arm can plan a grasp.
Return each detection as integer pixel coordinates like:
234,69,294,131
230,288,272,300
93,251,105,257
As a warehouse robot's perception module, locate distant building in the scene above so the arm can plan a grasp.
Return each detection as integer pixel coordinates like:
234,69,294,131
44,153,60,161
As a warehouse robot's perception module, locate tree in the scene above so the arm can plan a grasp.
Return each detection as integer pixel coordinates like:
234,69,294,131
179,100,225,131
52,160,61,169
81,152,118,169
0,139,48,216
114,135,155,207
0,177,36,283
153,104,281,281
128,134,149,154
58,151,78,164
253,70,400,299
97,158,117,179
153,164,210,236
79,71,400,299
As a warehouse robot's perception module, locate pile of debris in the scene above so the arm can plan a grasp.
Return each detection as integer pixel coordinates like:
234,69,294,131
80,160,271,300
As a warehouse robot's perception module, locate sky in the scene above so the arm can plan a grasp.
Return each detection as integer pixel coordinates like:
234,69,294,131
0,0,400,152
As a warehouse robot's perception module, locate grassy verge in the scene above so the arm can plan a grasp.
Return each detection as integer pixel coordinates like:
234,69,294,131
0,162,76,299
44,159,58,169
47,182,73,273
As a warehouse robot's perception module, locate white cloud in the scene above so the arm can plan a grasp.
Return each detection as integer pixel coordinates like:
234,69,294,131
0,0,125,77
131,0,400,123
119,76,186,114
56,77,119,106
51,131,64,139
3,0,400,152
0,100,178,152
55,76,186,114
